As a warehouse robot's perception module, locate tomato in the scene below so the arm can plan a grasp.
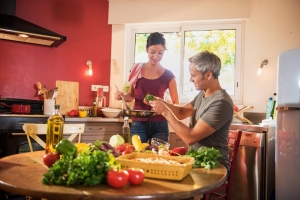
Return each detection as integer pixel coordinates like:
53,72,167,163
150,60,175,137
127,168,145,185
116,145,127,153
43,153,60,168
106,169,129,188
122,148,133,155
234,105,239,112
67,110,79,117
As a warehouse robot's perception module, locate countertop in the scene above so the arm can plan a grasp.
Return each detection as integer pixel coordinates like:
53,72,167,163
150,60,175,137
0,114,124,123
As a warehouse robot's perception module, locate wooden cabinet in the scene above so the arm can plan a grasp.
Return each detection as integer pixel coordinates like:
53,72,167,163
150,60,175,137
168,132,188,149
65,122,123,143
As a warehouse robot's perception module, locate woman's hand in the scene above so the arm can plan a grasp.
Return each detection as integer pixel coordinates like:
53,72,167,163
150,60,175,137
115,91,124,101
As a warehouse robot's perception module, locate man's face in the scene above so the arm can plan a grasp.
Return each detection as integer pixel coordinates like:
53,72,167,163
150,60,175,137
189,62,209,90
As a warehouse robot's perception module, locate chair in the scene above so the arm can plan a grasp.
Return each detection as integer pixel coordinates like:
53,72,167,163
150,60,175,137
201,130,242,200
23,123,85,152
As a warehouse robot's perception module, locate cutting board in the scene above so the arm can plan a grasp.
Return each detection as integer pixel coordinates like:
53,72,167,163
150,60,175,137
55,80,79,115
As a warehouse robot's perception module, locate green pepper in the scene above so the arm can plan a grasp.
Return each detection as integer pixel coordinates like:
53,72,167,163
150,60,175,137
55,139,77,158
145,93,155,101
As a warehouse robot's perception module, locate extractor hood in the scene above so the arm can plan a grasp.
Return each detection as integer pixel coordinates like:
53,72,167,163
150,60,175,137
0,0,66,47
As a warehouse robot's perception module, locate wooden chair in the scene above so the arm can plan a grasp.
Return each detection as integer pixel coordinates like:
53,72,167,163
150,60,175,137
23,123,85,152
201,130,242,200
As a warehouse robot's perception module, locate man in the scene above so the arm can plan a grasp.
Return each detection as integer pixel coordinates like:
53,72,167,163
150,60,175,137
149,50,233,172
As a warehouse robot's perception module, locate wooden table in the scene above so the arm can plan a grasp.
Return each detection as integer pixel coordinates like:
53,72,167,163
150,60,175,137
0,151,227,200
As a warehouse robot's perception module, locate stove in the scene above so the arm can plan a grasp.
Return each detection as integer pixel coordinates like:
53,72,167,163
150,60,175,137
0,98,48,158
0,97,44,114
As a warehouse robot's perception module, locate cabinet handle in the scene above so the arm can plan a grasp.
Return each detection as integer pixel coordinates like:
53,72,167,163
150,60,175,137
88,128,103,130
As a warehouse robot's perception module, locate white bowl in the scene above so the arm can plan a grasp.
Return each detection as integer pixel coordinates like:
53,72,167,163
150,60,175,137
101,108,121,118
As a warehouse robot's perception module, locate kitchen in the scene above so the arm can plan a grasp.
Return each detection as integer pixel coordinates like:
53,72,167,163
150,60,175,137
0,0,300,200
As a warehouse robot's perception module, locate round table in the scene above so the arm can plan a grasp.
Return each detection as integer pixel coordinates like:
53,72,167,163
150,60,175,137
0,151,227,200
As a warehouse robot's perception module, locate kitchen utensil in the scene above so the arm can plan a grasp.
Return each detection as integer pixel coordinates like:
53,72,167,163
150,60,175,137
55,81,79,115
0,102,31,114
101,108,121,118
123,109,155,118
234,105,254,124
114,84,132,110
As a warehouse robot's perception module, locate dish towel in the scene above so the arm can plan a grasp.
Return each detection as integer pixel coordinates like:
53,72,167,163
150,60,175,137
128,63,144,88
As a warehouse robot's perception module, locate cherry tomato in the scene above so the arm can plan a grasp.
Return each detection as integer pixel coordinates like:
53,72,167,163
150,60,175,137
106,169,129,188
234,105,239,112
127,168,145,185
43,153,60,168
122,148,133,155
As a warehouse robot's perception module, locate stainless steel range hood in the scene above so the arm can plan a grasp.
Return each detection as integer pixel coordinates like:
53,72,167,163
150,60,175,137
0,0,66,47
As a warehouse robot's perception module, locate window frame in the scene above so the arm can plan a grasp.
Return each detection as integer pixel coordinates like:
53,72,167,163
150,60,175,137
125,21,244,105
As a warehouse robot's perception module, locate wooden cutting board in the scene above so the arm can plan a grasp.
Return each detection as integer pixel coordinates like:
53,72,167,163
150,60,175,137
55,80,79,115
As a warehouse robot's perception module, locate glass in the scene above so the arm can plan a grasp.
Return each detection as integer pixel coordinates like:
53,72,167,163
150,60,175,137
151,138,170,150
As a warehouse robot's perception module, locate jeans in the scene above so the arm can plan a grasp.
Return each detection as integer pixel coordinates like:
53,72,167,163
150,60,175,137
130,120,169,143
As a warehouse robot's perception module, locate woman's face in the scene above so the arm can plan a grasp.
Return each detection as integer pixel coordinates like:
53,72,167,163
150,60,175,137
146,44,165,65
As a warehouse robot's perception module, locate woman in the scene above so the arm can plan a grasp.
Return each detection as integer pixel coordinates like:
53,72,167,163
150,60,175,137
115,32,179,143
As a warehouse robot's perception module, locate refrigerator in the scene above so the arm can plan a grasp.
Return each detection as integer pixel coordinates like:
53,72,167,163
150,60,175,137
276,47,300,200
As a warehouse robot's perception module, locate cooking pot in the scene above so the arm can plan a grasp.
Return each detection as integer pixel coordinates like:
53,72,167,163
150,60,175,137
0,102,31,114
123,110,155,118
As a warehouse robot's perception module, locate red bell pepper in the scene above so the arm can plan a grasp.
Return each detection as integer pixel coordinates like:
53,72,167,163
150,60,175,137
169,147,188,156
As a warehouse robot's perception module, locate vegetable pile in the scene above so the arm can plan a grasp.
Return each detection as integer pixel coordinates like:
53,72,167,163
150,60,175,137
185,146,222,170
42,139,119,186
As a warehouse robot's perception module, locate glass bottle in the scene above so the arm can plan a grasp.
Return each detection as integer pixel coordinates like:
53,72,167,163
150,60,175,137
92,100,97,117
122,116,130,143
96,87,106,117
46,104,64,154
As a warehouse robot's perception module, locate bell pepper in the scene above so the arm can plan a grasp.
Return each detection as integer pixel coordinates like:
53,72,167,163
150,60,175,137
169,147,188,156
55,139,77,158
75,143,90,154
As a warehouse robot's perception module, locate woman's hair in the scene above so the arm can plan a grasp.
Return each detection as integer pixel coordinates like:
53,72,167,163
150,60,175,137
188,50,221,78
146,32,166,49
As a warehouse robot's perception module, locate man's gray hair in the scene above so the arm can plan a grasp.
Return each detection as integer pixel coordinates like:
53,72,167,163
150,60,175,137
188,50,221,78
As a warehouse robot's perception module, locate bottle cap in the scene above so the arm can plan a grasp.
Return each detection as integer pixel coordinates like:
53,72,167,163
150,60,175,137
124,116,128,120
54,105,60,109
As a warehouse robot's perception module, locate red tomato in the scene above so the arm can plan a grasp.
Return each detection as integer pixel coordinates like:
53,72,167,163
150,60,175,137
127,168,145,185
116,145,127,153
106,169,129,188
43,153,60,168
234,105,239,112
122,148,133,155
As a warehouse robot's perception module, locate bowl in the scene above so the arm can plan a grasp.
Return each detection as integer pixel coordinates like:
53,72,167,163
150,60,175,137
101,108,121,118
151,138,170,150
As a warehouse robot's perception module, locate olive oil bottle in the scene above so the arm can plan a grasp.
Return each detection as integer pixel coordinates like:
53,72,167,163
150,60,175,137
46,104,64,154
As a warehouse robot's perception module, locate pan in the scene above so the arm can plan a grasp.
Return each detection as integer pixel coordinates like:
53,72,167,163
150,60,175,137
0,102,31,114
123,109,156,118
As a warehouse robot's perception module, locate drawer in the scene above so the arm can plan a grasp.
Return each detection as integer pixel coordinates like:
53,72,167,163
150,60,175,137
84,122,122,134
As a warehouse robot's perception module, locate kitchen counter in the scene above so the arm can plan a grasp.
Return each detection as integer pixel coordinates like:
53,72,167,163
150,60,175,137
230,123,268,132
0,114,124,123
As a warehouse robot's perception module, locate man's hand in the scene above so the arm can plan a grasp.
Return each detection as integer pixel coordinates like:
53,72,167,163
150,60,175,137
149,98,167,114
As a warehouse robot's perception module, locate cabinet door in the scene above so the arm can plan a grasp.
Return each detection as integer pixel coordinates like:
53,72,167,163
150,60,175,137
169,132,188,149
65,122,122,144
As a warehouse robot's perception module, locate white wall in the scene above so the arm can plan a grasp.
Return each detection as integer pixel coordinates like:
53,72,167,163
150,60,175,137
109,0,300,113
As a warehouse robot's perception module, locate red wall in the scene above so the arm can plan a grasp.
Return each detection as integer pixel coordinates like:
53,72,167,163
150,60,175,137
0,0,111,107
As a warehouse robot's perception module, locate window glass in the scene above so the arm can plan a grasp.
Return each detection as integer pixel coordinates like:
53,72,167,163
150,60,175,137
127,22,243,104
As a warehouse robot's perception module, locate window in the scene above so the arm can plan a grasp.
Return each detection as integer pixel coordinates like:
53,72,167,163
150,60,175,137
125,22,243,105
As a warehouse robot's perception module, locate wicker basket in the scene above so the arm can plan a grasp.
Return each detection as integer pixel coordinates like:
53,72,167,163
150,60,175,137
115,152,195,181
